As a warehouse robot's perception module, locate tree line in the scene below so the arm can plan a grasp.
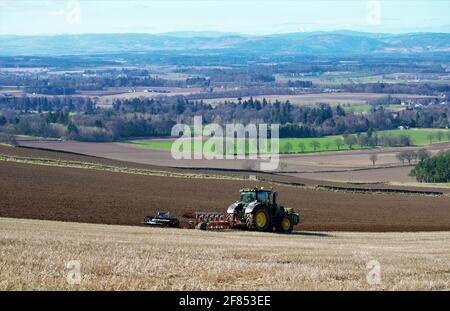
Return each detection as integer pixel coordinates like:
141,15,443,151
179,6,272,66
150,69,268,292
0,95,449,142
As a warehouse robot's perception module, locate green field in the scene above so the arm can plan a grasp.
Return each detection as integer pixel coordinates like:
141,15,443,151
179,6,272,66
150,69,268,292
279,136,367,153
125,140,173,150
124,135,363,154
123,128,450,154
381,128,450,145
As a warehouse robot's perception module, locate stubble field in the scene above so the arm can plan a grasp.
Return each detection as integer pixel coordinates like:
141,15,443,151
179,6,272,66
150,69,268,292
1,217,449,291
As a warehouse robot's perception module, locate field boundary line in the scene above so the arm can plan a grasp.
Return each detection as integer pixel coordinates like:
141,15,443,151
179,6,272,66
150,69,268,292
315,184,443,196
0,153,245,181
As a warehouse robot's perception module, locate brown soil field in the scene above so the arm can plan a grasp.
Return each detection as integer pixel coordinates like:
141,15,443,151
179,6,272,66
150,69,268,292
5,144,449,195
1,145,450,232
18,139,281,171
280,142,450,172
17,139,450,186
288,166,416,183
1,217,449,290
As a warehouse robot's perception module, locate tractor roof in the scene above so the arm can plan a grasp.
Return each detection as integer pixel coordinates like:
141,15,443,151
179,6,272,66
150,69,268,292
240,187,271,192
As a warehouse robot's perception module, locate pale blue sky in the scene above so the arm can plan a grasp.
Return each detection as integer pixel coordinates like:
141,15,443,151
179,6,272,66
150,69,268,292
0,0,449,35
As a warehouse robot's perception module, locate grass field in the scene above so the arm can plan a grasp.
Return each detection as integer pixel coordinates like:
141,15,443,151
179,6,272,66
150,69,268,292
123,128,450,154
381,128,450,145
125,139,174,151
124,136,368,154
123,137,363,155
1,217,449,290
343,103,405,113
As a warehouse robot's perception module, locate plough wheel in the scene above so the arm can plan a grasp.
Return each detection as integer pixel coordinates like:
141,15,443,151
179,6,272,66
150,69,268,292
196,222,208,230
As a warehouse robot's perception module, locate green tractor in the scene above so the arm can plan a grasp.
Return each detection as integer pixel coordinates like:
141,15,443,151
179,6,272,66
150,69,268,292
227,187,300,233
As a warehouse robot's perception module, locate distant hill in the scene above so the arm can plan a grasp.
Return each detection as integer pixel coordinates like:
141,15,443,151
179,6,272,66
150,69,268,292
0,31,449,56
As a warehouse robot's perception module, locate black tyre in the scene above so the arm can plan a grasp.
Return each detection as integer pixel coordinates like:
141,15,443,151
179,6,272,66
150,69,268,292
196,221,208,231
276,214,294,233
246,206,271,232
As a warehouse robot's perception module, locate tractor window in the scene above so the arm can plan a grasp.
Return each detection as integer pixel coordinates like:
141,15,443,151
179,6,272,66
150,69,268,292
240,192,256,203
257,191,269,202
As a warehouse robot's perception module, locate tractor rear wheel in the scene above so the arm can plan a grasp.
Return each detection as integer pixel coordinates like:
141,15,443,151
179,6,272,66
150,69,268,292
247,206,271,232
276,215,294,233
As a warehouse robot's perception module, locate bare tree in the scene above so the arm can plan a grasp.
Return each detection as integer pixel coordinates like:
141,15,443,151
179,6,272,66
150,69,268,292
343,134,357,150
396,152,406,165
398,150,415,165
411,150,418,163
298,142,306,153
416,148,431,162
370,154,378,166
283,142,293,153
335,138,344,151
279,161,288,172
404,151,415,165
309,140,321,151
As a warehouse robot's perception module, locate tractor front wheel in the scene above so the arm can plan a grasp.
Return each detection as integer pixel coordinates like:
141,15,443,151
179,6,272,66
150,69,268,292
276,215,294,233
247,206,271,232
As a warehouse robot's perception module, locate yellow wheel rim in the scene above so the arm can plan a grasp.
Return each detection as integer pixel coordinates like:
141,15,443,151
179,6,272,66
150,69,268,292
255,211,267,228
282,218,291,231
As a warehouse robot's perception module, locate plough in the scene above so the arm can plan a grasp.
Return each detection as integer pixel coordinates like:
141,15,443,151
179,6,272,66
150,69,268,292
144,188,300,233
182,211,246,230
183,187,300,233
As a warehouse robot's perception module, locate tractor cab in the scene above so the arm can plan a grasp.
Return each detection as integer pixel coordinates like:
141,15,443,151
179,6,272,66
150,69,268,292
239,187,272,204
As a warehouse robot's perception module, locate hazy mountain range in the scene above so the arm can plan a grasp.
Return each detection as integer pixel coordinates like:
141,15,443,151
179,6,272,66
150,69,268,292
0,31,449,56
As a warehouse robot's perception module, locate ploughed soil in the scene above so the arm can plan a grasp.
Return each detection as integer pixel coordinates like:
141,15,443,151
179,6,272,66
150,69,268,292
7,143,450,193
17,139,450,185
1,145,449,232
